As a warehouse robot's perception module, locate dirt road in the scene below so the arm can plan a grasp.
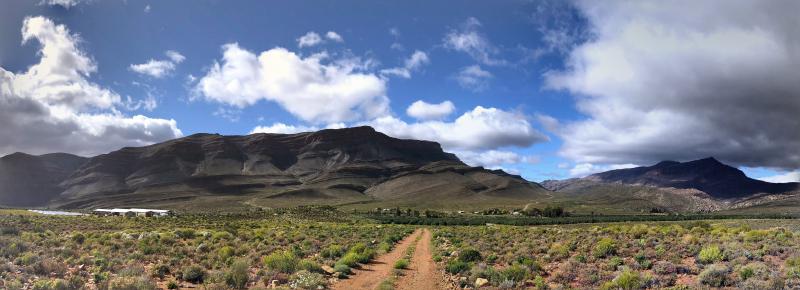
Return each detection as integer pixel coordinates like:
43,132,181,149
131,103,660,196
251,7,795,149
331,229,423,290
396,229,445,290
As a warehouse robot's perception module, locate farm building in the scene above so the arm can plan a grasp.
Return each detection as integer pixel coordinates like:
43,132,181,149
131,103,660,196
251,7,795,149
92,208,172,217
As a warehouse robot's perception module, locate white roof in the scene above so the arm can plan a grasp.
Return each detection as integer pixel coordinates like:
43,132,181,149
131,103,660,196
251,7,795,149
93,208,170,213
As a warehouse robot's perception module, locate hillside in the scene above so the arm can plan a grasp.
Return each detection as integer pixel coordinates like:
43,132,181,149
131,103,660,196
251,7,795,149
0,126,549,210
0,152,87,207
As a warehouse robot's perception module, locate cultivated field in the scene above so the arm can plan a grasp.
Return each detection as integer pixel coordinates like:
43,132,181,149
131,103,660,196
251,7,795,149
2,208,800,289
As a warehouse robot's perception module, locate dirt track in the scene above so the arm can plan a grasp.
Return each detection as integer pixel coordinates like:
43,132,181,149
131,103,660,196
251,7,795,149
396,229,445,290
331,229,423,290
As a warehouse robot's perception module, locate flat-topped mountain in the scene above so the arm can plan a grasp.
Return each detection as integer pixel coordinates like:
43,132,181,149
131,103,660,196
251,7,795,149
1,126,549,210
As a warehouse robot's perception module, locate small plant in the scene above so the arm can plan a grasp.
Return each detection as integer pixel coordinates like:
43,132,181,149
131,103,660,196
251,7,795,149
459,248,482,263
225,258,250,289
699,264,729,287
183,265,206,284
394,258,409,269
600,269,644,290
289,270,326,289
166,280,179,289
698,245,723,264
446,260,469,274
263,250,299,274
593,238,617,258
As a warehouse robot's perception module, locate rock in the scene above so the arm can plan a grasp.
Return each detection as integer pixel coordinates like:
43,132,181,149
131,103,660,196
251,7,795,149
475,278,489,288
321,265,335,274
270,280,280,289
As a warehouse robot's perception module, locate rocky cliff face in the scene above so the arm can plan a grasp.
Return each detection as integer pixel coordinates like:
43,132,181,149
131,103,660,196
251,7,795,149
0,126,547,209
0,152,86,207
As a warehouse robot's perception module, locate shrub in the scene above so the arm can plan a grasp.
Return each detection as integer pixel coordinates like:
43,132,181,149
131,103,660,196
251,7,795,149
71,233,85,245
166,280,179,289
151,264,170,279
446,260,469,274
548,243,569,260
321,244,345,259
593,238,617,258
337,252,361,268
107,276,157,290
263,251,299,274
699,264,729,287
501,264,529,283
289,270,326,289
652,261,676,275
218,246,235,260
298,259,323,273
32,279,70,290
225,259,249,289
459,248,482,263
601,269,644,290
333,263,351,275
183,265,206,284
394,258,409,269
698,245,723,264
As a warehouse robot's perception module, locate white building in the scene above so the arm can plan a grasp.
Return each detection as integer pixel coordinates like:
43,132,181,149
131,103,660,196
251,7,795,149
92,208,172,217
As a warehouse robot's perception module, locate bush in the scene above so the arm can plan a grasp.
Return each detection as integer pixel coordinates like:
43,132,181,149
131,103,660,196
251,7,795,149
183,265,206,284
289,270,326,289
32,279,70,290
298,259,323,273
107,276,157,290
263,251,299,274
593,238,617,258
446,260,469,274
333,263,351,275
501,264,529,282
166,280,179,289
218,246,235,260
151,264,170,279
699,264,729,287
394,258,409,269
601,269,645,290
321,244,345,259
698,245,723,264
337,252,361,268
459,248,482,263
225,259,249,289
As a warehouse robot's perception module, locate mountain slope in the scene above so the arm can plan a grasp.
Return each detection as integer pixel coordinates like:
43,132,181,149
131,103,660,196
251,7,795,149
0,152,87,207
43,126,549,210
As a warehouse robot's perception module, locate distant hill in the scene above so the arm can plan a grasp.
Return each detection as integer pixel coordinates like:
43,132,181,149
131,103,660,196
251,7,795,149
0,152,87,207
0,126,549,210
543,157,800,213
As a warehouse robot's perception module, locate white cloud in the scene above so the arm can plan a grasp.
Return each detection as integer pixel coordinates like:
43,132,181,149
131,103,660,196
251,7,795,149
195,43,389,124
758,171,800,183
569,163,638,177
0,16,181,156
129,50,185,78
546,0,800,169
455,65,492,91
297,32,323,48
213,107,241,122
406,100,454,121
380,50,430,78
456,150,539,169
443,17,506,66
325,31,344,42
249,122,345,134
365,106,548,151
41,0,82,8
144,4,151,13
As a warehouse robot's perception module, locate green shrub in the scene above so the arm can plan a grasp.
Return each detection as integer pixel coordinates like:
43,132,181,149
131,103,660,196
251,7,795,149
107,276,157,290
183,265,206,284
298,259,323,273
151,264,170,279
225,259,249,289
263,250,299,274
601,269,644,290
289,270,326,289
698,245,723,264
394,258,409,269
32,279,70,290
501,264,529,282
593,238,617,258
459,248,482,263
446,260,469,274
321,244,345,259
218,246,235,260
337,252,361,267
333,263,351,275
699,264,729,287
166,280,179,289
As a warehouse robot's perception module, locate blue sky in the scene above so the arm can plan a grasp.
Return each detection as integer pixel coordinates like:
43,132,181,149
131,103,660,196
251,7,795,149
2,0,799,183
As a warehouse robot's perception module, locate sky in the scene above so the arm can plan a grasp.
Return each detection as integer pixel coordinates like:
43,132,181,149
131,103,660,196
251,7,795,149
1,0,799,183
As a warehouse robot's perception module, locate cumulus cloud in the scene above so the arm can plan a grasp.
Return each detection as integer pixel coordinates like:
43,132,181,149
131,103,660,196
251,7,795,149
443,17,506,66
380,50,430,78
569,163,637,177
297,32,322,47
129,50,185,78
455,150,539,169
195,43,389,124
325,31,344,42
41,0,83,8
546,0,800,170
249,122,344,134
758,171,800,183
0,16,181,156
365,106,548,151
406,100,454,121
455,65,492,91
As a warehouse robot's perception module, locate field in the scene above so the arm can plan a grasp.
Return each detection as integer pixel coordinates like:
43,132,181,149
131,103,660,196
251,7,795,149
2,208,800,289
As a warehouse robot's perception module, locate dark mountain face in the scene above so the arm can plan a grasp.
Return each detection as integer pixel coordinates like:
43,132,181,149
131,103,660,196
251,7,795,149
0,126,546,209
587,157,799,199
0,152,87,207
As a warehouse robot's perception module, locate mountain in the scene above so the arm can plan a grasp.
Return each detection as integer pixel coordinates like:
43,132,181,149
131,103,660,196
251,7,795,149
1,126,548,210
0,152,87,207
542,157,800,213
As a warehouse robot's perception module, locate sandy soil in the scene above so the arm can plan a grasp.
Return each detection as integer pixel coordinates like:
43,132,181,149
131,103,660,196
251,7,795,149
396,229,448,290
331,229,423,290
